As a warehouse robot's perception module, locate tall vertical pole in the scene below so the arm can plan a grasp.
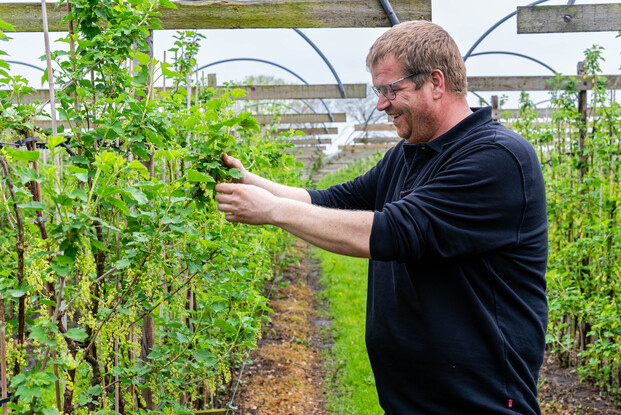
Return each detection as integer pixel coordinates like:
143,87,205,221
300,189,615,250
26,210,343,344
1,294,7,415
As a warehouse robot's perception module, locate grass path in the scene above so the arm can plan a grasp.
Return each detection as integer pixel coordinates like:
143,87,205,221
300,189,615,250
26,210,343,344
314,248,382,415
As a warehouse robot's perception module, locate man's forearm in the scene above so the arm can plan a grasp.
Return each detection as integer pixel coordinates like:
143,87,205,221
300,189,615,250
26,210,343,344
271,197,373,258
245,172,312,203
214,181,372,258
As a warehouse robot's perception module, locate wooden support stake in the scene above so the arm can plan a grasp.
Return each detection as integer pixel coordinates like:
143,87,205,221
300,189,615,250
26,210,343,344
491,95,499,121
1,294,7,415
577,61,588,182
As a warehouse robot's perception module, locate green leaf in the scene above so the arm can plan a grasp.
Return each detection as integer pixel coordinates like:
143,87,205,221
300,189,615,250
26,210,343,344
0,18,15,32
214,318,236,334
175,332,189,343
133,51,151,66
17,201,46,210
17,383,42,402
147,345,167,360
15,167,39,185
6,148,39,162
159,0,177,9
65,327,88,341
108,196,130,214
66,165,89,183
46,135,67,151
187,169,214,183
6,288,28,298
69,188,88,201
124,187,148,205
229,168,244,179
192,349,216,366
78,393,94,406
116,258,132,269
133,65,148,85
128,159,150,180
87,385,103,396
29,326,47,342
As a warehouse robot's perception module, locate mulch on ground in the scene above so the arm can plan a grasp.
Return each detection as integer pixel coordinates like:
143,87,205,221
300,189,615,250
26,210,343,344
539,352,621,414
229,244,328,415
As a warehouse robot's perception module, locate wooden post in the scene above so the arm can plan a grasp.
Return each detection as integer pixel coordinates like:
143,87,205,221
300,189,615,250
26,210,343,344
577,61,588,181
207,74,217,88
1,294,7,415
491,95,499,121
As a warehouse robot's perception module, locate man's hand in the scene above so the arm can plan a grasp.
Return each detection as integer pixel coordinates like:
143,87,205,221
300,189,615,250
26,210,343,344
221,153,247,183
214,182,278,225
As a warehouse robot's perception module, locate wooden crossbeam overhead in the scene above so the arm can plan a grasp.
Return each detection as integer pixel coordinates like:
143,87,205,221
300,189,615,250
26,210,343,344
2,0,431,32
354,124,396,131
8,84,365,105
468,74,621,91
339,144,396,151
517,4,621,33
354,136,400,144
231,84,366,100
254,113,346,124
276,128,338,136
32,118,342,132
287,138,333,145
286,146,323,155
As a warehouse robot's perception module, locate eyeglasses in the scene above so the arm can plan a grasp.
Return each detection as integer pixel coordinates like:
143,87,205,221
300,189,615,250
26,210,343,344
371,72,419,101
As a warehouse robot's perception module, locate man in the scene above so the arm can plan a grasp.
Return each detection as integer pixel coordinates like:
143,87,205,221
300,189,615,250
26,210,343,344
215,21,548,415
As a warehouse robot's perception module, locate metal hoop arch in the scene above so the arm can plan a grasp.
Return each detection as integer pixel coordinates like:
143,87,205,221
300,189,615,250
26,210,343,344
195,57,337,123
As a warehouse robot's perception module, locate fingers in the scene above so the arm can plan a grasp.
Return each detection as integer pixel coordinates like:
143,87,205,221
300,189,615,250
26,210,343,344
213,183,273,226
214,182,235,194
214,183,243,215
222,153,242,170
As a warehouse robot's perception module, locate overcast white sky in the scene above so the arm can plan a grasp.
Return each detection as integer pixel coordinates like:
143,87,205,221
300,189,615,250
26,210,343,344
2,0,620,108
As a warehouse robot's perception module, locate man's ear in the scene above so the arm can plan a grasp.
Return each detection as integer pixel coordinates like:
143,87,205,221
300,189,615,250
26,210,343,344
429,69,445,99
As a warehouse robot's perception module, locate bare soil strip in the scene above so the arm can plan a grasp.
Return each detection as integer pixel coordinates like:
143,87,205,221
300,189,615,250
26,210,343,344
229,244,328,415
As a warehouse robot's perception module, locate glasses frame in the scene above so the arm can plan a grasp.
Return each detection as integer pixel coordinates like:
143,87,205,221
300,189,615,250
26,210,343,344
372,72,419,101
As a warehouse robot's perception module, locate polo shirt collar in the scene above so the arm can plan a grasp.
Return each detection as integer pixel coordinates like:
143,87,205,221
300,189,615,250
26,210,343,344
403,106,493,154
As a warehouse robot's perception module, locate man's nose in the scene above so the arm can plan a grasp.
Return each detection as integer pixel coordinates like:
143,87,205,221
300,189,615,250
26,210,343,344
376,93,390,112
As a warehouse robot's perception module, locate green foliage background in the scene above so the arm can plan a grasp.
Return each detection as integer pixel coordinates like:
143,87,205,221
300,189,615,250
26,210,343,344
0,2,304,413
506,45,620,400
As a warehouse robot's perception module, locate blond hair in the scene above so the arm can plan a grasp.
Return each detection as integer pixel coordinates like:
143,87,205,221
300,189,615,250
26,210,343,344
366,21,467,96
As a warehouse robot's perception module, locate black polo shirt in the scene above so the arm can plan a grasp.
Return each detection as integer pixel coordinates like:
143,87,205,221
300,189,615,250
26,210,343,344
308,107,548,414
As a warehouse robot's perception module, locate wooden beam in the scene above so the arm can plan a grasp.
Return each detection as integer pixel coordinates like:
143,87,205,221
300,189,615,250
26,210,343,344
2,0,431,32
517,4,621,33
354,136,400,144
229,84,366,100
4,83,365,105
32,116,344,132
354,123,396,131
254,113,346,124
287,138,333,145
339,144,396,151
286,146,324,156
276,127,338,136
468,74,621,91
493,107,601,119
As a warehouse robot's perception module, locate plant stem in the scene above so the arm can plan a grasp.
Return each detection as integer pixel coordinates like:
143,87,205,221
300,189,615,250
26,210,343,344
0,155,25,375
